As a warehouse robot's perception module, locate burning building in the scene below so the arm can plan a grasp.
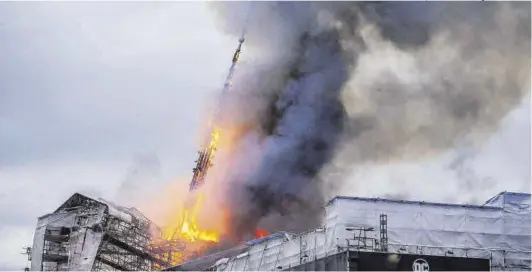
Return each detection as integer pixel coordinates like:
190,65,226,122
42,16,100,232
143,2,531,267
28,193,184,271
26,2,530,271
167,191,531,271
27,190,531,271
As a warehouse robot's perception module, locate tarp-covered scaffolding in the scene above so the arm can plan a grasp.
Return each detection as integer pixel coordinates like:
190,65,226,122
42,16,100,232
327,191,531,270
30,193,183,271
172,191,530,271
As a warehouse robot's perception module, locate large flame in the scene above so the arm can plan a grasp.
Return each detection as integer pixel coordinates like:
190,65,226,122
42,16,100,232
155,121,257,265
149,34,254,266
210,129,220,149
162,192,219,243
146,121,277,271
160,127,224,245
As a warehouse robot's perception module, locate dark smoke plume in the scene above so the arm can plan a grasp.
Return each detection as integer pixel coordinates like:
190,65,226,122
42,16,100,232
208,2,531,239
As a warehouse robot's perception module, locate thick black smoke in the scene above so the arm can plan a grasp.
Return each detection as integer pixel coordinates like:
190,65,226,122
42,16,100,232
208,2,531,239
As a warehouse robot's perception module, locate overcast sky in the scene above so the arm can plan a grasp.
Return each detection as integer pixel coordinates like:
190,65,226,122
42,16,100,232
0,2,529,270
0,2,237,269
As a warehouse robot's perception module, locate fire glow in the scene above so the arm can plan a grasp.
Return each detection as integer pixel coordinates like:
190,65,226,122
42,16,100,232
255,229,269,238
162,192,219,243
160,119,274,241
155,26,272,262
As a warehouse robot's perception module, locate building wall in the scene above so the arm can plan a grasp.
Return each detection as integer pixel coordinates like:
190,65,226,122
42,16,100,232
284,251,492,271
325,193,531,270
214,231,336,271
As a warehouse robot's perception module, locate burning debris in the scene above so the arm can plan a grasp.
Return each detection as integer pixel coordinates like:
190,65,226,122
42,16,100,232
157,4,253,260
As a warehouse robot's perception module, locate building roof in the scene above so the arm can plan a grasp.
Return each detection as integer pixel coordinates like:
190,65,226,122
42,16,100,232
484,191,531,205
167,243,248,271
325,191,530,211
50,192,157,226
167,232,296,271
53,192,106,213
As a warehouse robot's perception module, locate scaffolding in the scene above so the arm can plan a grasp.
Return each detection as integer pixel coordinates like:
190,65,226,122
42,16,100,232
29,193,186,271
379,214,388,252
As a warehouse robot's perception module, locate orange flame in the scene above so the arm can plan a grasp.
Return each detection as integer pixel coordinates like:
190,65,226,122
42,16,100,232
157,122,251,263
254,229,269,238
161,126,225,244
162,192,219,243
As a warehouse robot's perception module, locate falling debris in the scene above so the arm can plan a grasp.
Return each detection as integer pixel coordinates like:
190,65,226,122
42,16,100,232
159,2,255,263
188,29,247,191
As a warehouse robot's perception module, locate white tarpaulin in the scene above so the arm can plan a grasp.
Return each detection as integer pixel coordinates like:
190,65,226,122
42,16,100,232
30,213,77,270
209,191,530,271
326,192,531,270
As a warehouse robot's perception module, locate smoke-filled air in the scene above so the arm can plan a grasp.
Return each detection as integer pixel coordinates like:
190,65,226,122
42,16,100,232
198,1,531,245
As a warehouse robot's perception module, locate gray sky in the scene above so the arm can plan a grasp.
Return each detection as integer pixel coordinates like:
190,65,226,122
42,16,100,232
0,2,529,270
0,2,236,269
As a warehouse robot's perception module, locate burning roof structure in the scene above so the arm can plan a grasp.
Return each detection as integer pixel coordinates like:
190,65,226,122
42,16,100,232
166,191,531,271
